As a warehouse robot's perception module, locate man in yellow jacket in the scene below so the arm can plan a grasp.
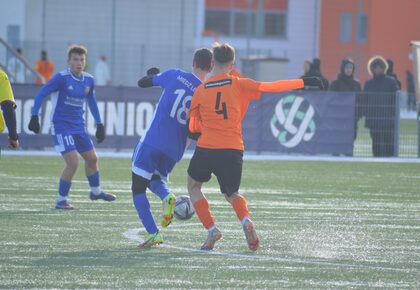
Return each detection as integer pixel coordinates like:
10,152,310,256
0,69,19,148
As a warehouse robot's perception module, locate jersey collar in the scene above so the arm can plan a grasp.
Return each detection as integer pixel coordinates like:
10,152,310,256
68,68,85,82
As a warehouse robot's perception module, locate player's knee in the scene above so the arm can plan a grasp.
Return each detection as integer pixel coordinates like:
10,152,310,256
132,173,149,194
188,176,202,194
66,157,79,171
85,154,98,168
225,192,240,203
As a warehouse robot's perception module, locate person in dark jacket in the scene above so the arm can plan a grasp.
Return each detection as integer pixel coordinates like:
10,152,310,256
300,60,312,78
330,59,362,149
386,59,401,90
364,56,399,157
303,58,329,90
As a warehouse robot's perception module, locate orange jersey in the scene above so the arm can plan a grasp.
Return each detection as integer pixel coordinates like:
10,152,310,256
35,59,54,84
189,74,304,150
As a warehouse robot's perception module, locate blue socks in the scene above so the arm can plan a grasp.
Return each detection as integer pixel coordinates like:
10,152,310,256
149,179,170,200
133,193,158,234
87,171,101,195
58,179,71,201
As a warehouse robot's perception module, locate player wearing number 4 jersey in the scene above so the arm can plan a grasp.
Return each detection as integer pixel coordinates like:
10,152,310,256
132,48,213,248
28,45,115,210
187,43,323,251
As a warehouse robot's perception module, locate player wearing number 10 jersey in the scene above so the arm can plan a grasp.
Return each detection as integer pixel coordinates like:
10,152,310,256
132,48,213,248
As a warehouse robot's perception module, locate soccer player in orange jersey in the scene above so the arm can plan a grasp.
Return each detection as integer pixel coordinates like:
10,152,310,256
187,43,323,251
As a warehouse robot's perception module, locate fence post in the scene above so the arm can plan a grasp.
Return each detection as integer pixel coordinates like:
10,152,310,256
394,92,400,157
418,105,420,157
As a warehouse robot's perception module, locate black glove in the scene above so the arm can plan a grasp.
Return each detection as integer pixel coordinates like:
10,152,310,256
28,115,40,133
301,77,324,90
147,67,160,77
95,123,105,143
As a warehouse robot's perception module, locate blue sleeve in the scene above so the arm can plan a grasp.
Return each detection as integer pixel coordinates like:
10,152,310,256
32,73,62,115
86,81,102,124
152,69,177,88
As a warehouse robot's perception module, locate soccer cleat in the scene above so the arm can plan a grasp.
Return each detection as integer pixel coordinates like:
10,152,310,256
200,227,222,251
89,191,116,202
55,200,75,210
242,219,259,251
137,232,163,248
160,193,176,227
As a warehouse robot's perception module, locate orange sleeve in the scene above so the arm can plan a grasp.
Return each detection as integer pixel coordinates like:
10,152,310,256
238,78,304,93
258,79,304,92
188,88,201,132
188,116,202,133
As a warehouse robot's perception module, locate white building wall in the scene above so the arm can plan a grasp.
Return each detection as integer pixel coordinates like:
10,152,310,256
287,0,321,79
1,0,197,86
0,0,26,65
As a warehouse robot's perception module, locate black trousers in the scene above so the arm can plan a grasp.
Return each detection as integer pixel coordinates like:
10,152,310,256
370,127,395,157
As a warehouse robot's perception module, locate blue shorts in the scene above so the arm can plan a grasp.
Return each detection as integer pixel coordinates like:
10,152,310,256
132,142,176,182
52,128,94,155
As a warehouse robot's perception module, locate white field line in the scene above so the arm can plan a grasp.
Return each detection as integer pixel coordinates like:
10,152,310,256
2,150,420,163
122,223,419,273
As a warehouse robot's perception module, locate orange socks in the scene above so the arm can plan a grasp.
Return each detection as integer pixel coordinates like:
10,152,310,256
193,198,215,230
231,194,250,222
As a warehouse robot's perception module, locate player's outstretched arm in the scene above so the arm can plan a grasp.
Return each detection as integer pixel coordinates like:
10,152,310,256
137,67,160,88
256,77,324,92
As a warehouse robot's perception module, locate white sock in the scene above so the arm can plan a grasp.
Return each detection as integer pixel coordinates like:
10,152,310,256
90,186,102,195
241,217,251,225
57,195,67,202
208,225,216,232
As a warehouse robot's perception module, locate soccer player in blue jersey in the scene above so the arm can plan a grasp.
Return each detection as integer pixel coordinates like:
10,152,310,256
28,45,116,209
133,48,213,247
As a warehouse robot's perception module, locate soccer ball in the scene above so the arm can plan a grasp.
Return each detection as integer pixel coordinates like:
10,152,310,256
174,195,195,220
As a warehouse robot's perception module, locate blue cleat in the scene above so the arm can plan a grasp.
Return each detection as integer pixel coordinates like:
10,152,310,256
55,200,75,210
89,191,116,202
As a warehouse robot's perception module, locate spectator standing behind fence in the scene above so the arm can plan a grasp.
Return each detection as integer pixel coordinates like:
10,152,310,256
300,60,312,78
386,59,401,90
94,55,111,86
364,56,399,157
406,70,416,111
35,50,55,84
303,58,329,90
329,59,362,150
7,48,26,83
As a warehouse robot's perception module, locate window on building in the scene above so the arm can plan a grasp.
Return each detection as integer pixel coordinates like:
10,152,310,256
264,13,286,37
357,13,368,42
205,10,230,36
233,12,256,36
204,0,288,38
339,13,352,43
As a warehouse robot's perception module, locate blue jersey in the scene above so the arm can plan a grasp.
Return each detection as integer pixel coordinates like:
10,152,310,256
141,69,202,162
32,68,101,133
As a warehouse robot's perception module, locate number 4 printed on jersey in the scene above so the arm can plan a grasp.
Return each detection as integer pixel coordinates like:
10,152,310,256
215,92,228,119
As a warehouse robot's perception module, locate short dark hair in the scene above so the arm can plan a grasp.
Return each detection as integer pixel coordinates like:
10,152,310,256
213,42,235,65
67,44,88,60
193,48,212,71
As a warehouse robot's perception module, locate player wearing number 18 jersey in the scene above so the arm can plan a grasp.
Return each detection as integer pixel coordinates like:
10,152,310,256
132,48,213,248
187,43,323,251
